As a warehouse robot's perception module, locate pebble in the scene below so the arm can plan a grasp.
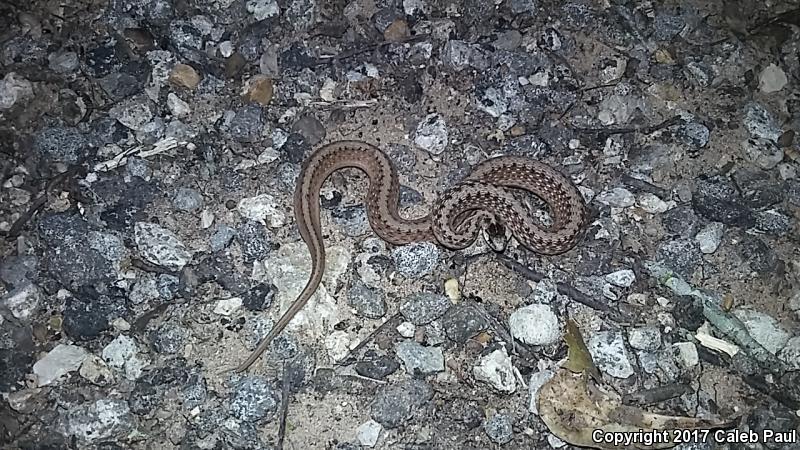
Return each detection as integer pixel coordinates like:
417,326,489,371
391,242,439,278
596,187,635,208
605,269,635,288
0,255,38,289
414,113,449,155
230,376,280,422
527,369,555,415
34,126,90,163
636,192,670,213
229,105,265,143
778,337,800,370
237,194,286,228
758,63,788,93
731,308,790,354
32,344,88,386
166,93,191,118
357,419,382,447
509,304,560,345
172,187,204,212
441,303,489,343
63,398,132,443
695,222,724,253
0,72,34,109
214,297,243,315
655,238,702,279
62,292,125,340
109,96,154,131
78,354,114,386
744,102,782,142
102,334,147,380
243,75,274,106
236,220,276,262
587,330,634,378
169,63,202,89
48,51,79,73
628,326,662,351
484,413,514,444
355,353,400,380
400,292,451,325
473,347,516,393
348,282,387,319
2,283,42,319
691,177,754,227
384,18,410,42
291,114,326,145
754,209,792,236
743,138,784,170
673,342,699,369
394,341,444,375
134,222,192,271
370,379,434,428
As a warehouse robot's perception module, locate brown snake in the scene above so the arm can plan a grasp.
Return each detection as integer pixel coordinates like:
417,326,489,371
234,140,588,372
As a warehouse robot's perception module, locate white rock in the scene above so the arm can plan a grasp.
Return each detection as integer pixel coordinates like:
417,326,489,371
102,335,147,380
0,72,34,109
324,330,351,362
246,0,279,20
596,187,635,208
134,222,192,271
414,113,448,155
213,297,243,315
605,269,635,288
397,322,416,338
673,342,699,369
3,283,41,319
758,63,788,93
636,193,670,213
587,331,634,378
237,193,286,228
527,369,555,415
167,93,191,118
7,388,39,412
79,354,114,386
778,336,800,370
509,304,560,345
695,222,724,254
732,308,790,354
357,419,382,447
218,41,234,58
473,347,516,393
33,344,88,386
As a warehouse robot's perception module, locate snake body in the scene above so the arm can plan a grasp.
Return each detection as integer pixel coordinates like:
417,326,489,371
234,140,588,372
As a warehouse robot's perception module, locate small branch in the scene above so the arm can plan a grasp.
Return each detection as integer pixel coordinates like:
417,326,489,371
334,313,403,366
571,115,685,138
620,173,670,199
276,360,291,450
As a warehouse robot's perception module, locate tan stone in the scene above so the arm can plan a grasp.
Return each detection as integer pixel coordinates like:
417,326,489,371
168,63,201,90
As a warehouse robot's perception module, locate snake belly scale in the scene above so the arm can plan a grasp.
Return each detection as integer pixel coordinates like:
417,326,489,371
234,140,588,372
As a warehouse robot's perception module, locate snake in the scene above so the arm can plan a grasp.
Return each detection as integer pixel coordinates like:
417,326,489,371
234,140,588,372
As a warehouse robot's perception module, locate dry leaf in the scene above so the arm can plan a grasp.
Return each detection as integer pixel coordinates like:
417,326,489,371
562,319,602,382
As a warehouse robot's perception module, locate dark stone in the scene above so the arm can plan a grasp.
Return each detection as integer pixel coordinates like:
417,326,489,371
735,233,777,274
242,282,277,312
692,176,755,227
63,289,128,340
441,304,489,343
370,379,433,428
661,205,700,237
655,238,702,280
355,353,400,380
282,133,308,164
235,221,276,263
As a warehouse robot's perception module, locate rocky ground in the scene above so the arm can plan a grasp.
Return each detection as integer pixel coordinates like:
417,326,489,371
1,0,800,449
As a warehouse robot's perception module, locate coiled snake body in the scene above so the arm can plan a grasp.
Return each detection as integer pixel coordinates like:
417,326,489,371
234,140,588,372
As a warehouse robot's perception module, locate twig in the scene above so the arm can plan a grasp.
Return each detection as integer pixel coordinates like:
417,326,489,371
276,360,291,450
307,99,378,110
313,34,430,65
496,255,620,317
571,115,685,138
334,313,403,366
93,137,183,172
620,173,670,199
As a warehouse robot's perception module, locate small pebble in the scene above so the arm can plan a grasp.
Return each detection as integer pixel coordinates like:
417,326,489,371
473,347,516,393
509,304,560,345
394,341,444,375
169,63,202,89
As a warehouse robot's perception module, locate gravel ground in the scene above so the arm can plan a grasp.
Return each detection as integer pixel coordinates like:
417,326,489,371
1,0,800,449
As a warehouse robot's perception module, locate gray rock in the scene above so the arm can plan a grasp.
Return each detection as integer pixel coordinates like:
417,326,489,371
48,51,79,73
235,221,275,263
173,187,204,212
229,106,264,143
210,224,236,252
229,376,280,422
34,126,90,163
291,114,326,145
441,303,489,343
348,282,386,319
391,242,439,278
0,255,38,289
394,341,444,375
508,0,536,14
134,222,192,271
695,222,724,254
33,344,88,386
370,379,433,428
678,121,710,149
735,233,777,274
754,210,792,236
182,373,208,410
61,398,133,443
414,114,448,155
400,292,451,325
744,102,782,141
655,238,702,279
484,413,513,445
652,11,685,41
0,72,34,109
628,326,662,351
150,321,189,354
509,304,560,345
355,353,399,380
588,330,634,378
743,138,784,169
109,95,154,131
692,177,754,227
